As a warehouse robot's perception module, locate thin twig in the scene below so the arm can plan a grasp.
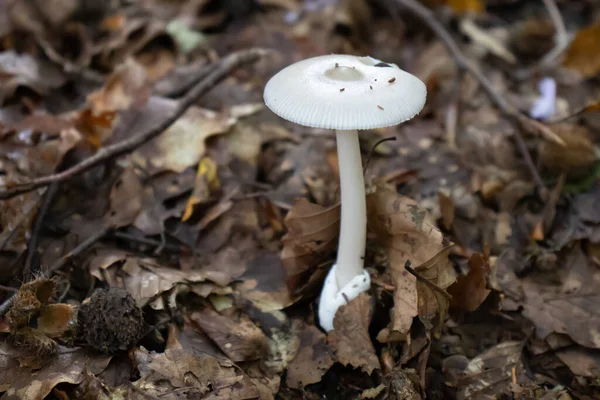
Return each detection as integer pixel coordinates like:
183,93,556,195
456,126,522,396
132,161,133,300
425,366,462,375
363,136,397,175
404,260,452,301
0,227,111,317
112,231,194,255
23,182,59,279
0,48,271,200
392,0,558,188
46,227,111,275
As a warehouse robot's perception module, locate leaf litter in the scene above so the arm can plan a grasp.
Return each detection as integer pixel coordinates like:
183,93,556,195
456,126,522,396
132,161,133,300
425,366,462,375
2,0,600,399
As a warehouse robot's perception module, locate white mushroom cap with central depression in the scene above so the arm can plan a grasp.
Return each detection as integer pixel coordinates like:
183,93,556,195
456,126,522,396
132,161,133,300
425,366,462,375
263,54,426,131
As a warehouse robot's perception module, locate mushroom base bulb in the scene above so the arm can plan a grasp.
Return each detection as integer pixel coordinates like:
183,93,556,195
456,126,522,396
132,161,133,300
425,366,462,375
318,263,371,332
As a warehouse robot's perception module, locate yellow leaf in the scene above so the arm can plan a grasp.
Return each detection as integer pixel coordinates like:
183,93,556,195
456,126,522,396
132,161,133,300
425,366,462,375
182,157,220,222
563,22,600,78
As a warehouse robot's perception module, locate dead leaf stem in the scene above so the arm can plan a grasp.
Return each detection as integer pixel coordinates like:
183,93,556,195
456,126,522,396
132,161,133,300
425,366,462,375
392,0,563,188
0,48,271,200
404,260,452,301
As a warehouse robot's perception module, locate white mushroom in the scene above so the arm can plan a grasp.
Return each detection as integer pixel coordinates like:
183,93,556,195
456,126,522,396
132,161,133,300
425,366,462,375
263,54,426,331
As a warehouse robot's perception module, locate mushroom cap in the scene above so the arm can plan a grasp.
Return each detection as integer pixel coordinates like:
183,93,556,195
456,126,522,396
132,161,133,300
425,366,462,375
264,54,426,131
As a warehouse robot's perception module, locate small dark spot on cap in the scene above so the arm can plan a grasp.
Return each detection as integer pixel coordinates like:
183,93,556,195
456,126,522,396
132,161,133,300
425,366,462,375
374,62,393,68
370,85,373,90
389,77,396,83
378,105,384,110
363,277,367,282
340,88,345,92
353,284,358,288
374,79,377,81
335,63,339,67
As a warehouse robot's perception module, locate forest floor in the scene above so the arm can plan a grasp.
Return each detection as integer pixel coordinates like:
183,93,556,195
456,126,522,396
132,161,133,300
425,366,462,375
1,0,600,399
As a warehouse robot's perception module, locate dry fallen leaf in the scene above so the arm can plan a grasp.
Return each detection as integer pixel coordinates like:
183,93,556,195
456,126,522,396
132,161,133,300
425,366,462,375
88,253,223,309
286,324,334,389
414,245,456,330
456,341,526,400
189,308,269,363
328,293,380,375
448,252,492,312
280,199,340,297
367,185,445,337
130,103,254,175
538,123,597,180
0,51,66,104
182,156,221,222
0,343,112,398
133,344,260,399
87,58,150,115
105,166,143,228
563,21,600,78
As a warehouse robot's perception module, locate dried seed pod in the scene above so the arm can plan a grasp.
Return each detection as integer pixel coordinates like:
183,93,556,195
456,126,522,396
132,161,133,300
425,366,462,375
78,288,144,354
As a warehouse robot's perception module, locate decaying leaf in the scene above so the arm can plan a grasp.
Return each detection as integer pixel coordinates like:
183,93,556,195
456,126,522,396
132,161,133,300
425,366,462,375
499,247,600,349
448,252,492,312
0,343,112,398
189,308,269,362
414,245,456,330
328,293,380,375
367,185,445,337
280,199,340,296
133,345,260,399
457,341,526,400
286,324,334,389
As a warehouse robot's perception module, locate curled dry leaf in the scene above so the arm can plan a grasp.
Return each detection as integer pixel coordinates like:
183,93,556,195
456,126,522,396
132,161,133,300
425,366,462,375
456,341,526,400
189,308,269,363
413,245,456,330
286,324,334,389
280,199,340,297
366,185,445,337
328,293,381,375
448,252,492,312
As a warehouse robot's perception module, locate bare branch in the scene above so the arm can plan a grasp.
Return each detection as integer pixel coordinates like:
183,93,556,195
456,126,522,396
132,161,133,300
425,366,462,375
0,48,271,200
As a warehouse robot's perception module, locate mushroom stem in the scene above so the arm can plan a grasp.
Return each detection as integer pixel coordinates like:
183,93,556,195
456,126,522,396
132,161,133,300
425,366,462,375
335,129,367,289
